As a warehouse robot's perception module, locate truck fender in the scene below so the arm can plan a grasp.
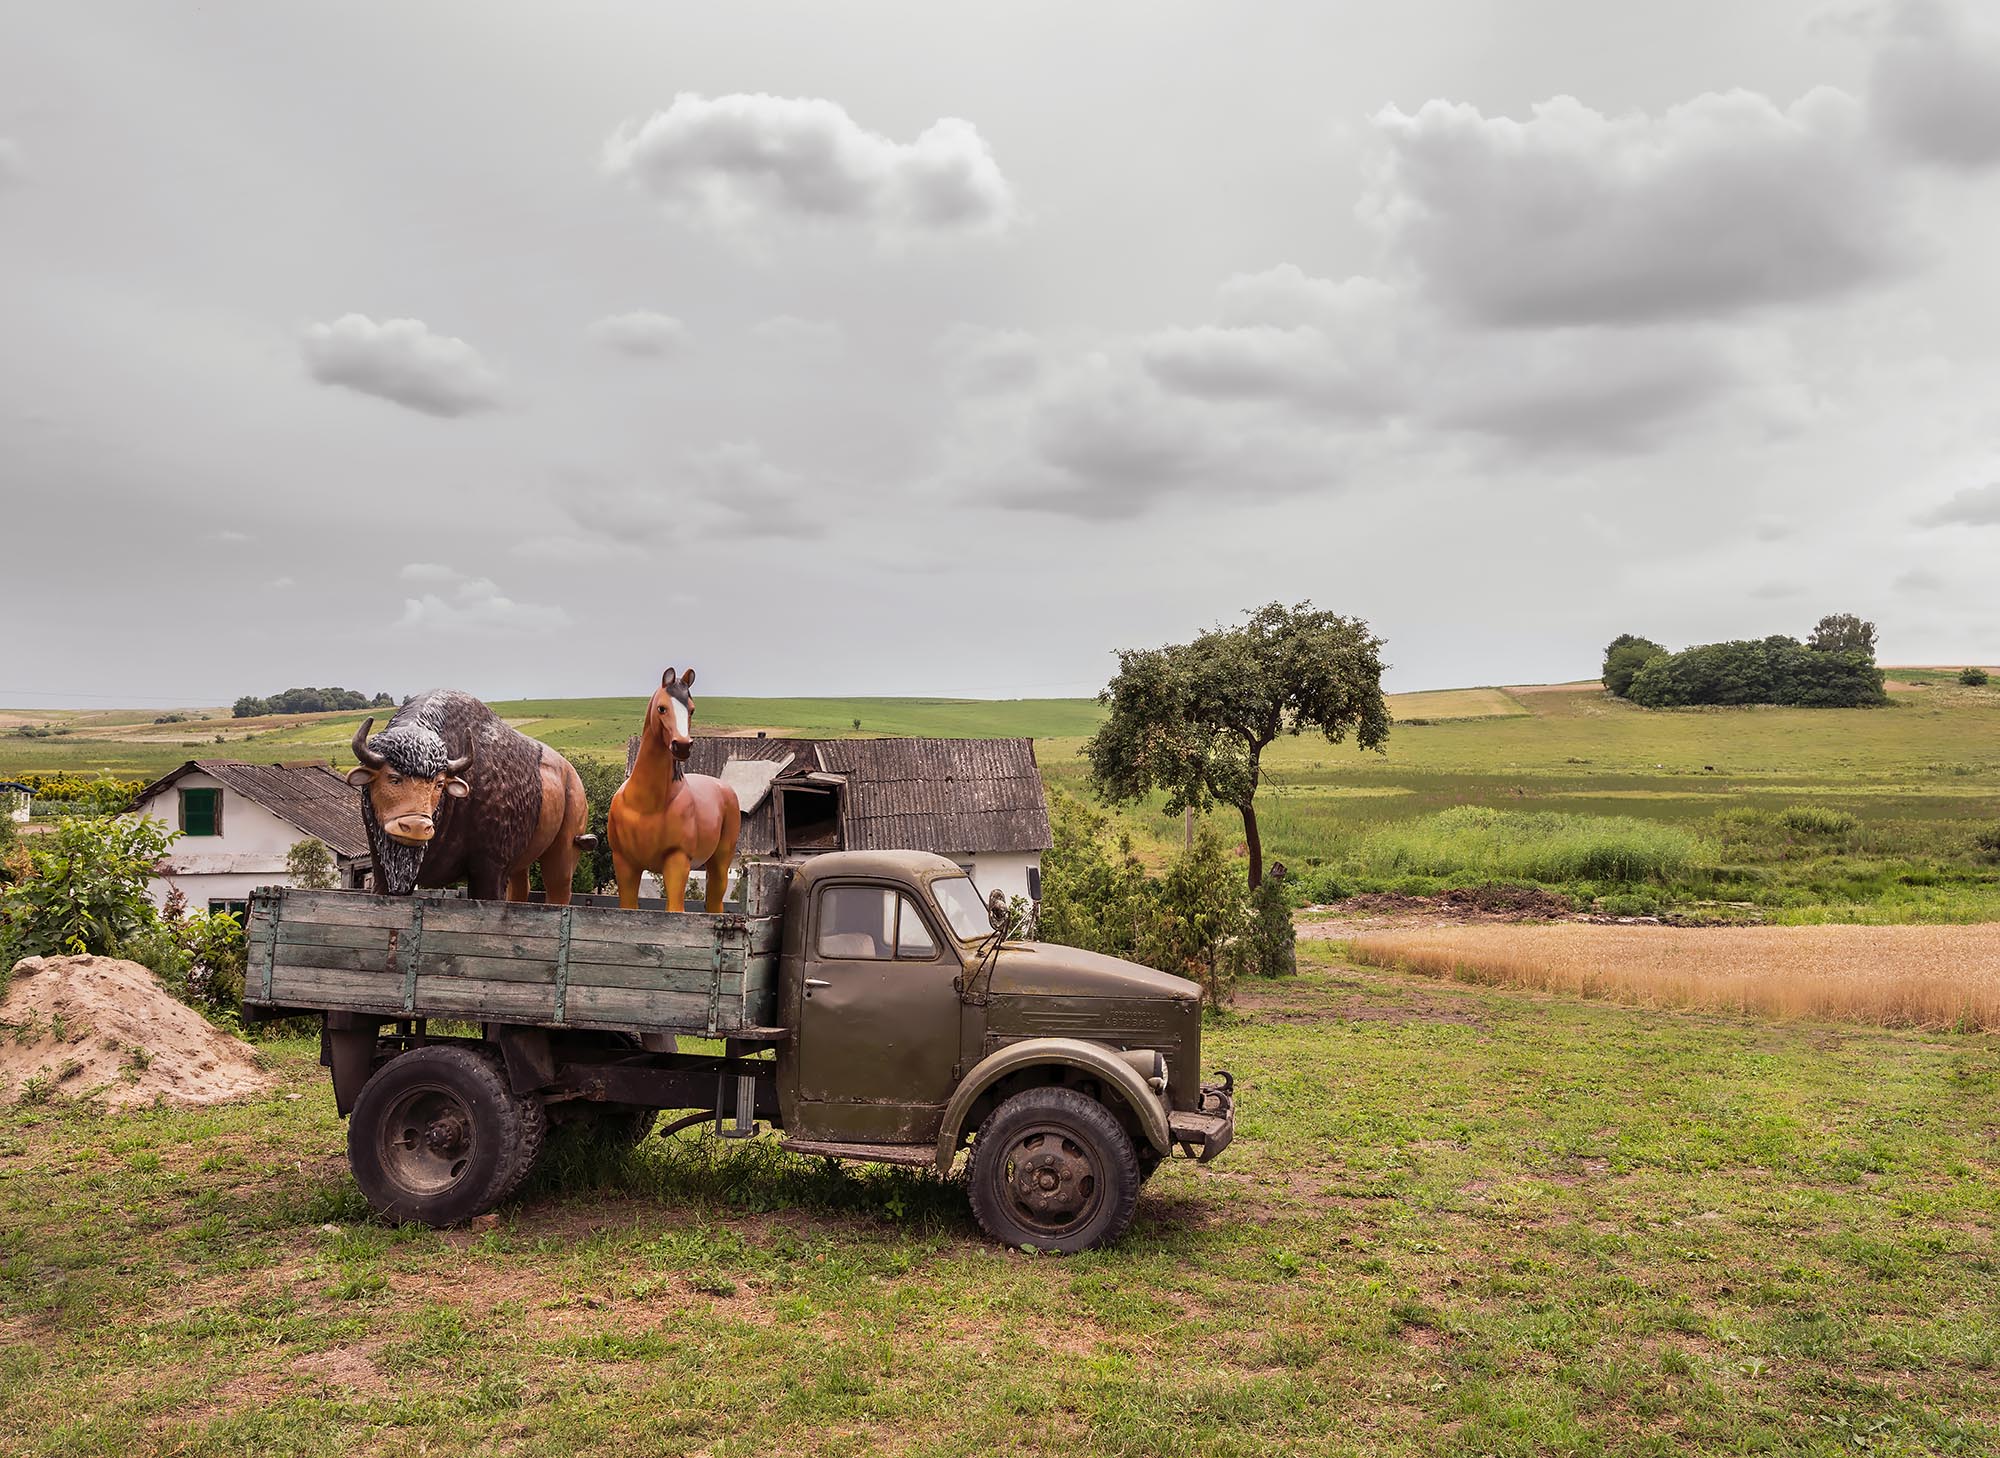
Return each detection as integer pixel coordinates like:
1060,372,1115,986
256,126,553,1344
932,1037,1173,1172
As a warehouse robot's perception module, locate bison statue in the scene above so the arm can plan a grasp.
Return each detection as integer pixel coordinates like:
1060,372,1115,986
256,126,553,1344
345,689,593,902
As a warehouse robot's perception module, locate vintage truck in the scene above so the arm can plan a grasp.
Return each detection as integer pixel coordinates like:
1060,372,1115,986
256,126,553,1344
245,849,1235,1252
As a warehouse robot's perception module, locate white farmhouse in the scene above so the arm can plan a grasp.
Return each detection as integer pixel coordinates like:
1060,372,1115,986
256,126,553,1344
130,760,372,916
2,781,28,825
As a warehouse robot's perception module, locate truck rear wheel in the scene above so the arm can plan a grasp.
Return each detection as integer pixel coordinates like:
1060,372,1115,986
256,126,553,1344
967,1086,1141,1253
347,1046,539,1226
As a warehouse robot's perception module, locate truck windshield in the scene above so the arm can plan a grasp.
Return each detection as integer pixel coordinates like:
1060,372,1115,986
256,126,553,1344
930,876,994,941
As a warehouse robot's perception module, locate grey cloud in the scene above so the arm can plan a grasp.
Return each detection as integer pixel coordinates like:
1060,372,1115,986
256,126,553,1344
603,93,1016,240
0,139,23,187
1368,89,1905,326
1141,324,1399,416
1919,480,2000,524
302,314,502,417
1749,580,1803,599
1893,566,1946,591
936,325,1042,393
561,443,822,541
749,314,844,351
1870,0,2000,168
589,311,690,357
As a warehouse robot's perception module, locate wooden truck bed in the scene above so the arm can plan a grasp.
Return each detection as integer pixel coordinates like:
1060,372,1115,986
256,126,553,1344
245,888,784,1038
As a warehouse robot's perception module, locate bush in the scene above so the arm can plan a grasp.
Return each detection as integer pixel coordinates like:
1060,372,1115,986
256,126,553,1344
1776,805,1860,836
17,772,145,814
0,814,176,961
1243,871,1296,978
285,838,338,890
1034,791,1155,962
1960,667,1990,687
1138,822,1248,1009
1972,826,2000,862
1356,806,1698,886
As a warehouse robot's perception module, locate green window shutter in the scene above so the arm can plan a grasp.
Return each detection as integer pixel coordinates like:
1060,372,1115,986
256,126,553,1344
181,788,220,837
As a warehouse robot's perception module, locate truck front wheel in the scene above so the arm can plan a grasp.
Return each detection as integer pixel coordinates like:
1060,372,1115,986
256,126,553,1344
967,1087,1141,1253
347,1046,539,1226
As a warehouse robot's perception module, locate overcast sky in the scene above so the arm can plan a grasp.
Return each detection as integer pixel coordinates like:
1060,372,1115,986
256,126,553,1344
5,0,1999,707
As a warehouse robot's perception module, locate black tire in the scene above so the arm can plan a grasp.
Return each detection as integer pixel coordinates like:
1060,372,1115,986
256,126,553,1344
495,1083,547,1202
346,1045,537,1227
967,1086,1142,1254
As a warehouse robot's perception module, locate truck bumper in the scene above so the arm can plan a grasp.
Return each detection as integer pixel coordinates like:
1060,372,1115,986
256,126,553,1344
1167,1070,1235,1163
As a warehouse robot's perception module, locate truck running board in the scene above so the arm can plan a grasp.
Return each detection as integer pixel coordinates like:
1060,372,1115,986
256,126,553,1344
778,1138,936,1168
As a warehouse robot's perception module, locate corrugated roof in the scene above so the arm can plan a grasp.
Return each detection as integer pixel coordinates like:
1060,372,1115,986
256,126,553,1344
133,760,371,859
628,735,1052,856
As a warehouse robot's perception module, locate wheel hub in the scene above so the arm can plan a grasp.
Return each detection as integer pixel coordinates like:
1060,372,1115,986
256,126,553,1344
1008,1132,1095,1222
423,1113,469,1157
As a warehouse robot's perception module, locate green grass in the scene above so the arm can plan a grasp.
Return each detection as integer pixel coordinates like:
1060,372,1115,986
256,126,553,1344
1,950,1995,1454
9,675,1998,922
1350,806,1703,886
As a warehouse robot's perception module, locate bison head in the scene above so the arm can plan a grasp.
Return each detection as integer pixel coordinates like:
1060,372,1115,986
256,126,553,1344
649,667,697,771
346,717,472,846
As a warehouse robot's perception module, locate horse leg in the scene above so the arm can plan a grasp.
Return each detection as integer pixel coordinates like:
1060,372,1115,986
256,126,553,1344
703,799,740,913
662,850,692,913
505,868,531,903
613,848,644,910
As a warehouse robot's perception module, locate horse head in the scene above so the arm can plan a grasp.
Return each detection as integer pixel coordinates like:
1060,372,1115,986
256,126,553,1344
649,667,697,771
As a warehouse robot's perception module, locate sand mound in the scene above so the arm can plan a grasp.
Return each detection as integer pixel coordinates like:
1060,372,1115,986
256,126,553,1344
1,955,275,1108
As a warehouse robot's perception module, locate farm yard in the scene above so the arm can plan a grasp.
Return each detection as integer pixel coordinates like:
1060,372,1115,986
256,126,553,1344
2,946,1995,1457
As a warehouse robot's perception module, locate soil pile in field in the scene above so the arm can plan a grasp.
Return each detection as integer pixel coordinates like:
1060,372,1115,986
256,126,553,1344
0,955,274,1108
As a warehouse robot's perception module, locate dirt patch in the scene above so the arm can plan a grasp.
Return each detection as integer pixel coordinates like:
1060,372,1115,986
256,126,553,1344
294,1344,390,1393
0,955,274,1108
1299,886,1576,933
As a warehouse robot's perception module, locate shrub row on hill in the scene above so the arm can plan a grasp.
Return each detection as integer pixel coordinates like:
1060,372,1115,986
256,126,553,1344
1603,614,1888,709
233,687,396,718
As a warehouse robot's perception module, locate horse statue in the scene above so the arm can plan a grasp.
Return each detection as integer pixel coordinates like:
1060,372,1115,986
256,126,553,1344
608,667,742,912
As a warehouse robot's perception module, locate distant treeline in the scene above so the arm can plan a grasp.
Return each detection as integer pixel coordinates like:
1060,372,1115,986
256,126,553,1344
233,687,396,718
1603,614,1888,709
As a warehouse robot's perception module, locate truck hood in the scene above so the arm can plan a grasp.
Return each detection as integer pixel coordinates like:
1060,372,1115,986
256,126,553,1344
986,941,1201,1002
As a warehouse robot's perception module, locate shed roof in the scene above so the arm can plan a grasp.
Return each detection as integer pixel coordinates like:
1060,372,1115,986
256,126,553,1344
629,736,1052,857
133,760,371,859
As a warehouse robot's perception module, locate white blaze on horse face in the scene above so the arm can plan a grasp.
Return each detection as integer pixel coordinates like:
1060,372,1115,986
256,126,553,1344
670,697,691,743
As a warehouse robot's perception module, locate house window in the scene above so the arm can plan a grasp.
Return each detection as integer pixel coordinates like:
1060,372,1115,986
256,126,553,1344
207,899,248,922
180,787,222,837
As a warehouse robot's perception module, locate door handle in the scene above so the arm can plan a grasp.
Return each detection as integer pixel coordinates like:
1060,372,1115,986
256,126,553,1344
804,978,831,989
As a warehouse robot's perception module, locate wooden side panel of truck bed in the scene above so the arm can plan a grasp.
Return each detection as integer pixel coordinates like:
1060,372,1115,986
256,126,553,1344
245,888,783,1036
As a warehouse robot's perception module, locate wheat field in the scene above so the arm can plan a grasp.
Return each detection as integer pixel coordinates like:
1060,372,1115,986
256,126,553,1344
1343,921,2000,1030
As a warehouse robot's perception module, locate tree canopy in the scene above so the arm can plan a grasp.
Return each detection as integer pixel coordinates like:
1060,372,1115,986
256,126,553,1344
1805,613,1879,660
1601,634,1667,698
1085,601,1389,888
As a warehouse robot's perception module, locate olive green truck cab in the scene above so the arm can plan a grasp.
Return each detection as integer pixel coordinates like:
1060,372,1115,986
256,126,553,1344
246,849,1235,1252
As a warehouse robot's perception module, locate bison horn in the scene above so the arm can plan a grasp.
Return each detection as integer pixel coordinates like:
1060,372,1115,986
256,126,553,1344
351,718,387,769
444,750,473,776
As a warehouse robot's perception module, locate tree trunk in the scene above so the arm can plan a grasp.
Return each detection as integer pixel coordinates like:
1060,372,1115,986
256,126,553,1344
1239,797,1263,889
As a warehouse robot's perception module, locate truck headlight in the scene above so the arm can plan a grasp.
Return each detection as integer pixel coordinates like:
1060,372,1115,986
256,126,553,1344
1116,1048,1169,1093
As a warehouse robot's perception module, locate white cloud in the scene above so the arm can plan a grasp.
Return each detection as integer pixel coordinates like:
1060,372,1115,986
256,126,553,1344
588,310,691,357
1919,480,2000,525
1367,89,1906,326
217,529,251,543
1869,0,2000,168
266,576,295,589
748,314,844,351
301,314,502,417
394,564,570,634
602,93,1017,241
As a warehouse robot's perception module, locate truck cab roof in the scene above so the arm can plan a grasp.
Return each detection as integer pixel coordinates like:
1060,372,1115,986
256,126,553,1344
785,849,968,889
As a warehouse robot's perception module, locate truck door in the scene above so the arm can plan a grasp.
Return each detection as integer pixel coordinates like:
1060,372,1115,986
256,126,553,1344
794,881,962,1143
